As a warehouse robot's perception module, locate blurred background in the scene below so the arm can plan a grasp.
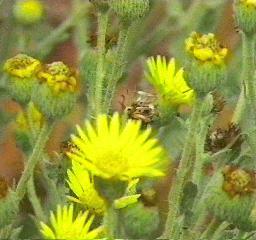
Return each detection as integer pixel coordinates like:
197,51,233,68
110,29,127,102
0,0,239,212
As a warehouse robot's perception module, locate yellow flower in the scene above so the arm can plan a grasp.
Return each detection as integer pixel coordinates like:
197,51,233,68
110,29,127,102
185,32,228,65
37,62,78,94
240,0,256,8
40,205,104,240
67,113,167,181
67,161,106,214
146,56,195,107
4,54,41,79
13,0,44,25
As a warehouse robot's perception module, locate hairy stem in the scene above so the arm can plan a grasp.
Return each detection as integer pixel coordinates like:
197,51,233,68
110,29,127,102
94,12,108,115
103,26,131,113
15,121,54,202
232,33,256,124
162,99,202,238
27,175,46,222
104,205,119,239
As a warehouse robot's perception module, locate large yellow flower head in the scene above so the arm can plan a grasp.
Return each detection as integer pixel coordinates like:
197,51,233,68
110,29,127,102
40,205,104,239
67,161,106,214
185,32,228,65
146,56,195,107
67,113,167,181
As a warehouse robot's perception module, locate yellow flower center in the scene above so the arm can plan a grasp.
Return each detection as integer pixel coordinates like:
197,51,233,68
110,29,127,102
185,32,228,65
91,140,129,178
95,146,128,177
4,54,41,78
37,62,77,94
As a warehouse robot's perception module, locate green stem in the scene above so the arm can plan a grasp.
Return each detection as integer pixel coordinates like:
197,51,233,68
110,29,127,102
104,205,119,239
103,26,131,113
27,175,46,222
199,217,219,240
233,33,256,124
192,115,213,188
232,88,245,124
162,99,202,238
94,12,108,115
15,121,53,202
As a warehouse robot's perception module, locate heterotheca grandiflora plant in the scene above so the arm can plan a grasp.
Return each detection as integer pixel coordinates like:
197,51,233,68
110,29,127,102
1,0,256,239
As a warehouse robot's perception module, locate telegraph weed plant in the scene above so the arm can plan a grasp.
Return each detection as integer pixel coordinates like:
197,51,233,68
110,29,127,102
1,0,256,239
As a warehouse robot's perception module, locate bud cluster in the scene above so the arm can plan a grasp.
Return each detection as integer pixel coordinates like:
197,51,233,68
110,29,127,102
3,54,79,119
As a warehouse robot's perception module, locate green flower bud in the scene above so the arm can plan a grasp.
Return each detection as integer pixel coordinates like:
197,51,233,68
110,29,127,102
121,202,160,239
234,0,256,34
185,32,228,96
13,0,44,25
207,166,256,231
3,54,41,104
32,62,79,120
109,0,149,23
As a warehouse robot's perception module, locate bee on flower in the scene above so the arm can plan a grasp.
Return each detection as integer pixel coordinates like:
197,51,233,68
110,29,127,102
40,205,104,239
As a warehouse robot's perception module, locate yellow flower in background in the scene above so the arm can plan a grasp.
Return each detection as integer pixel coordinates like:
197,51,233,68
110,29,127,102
13,0,44,25
185,32,228,65
4,54,41,79
40,205,104,240
37,62,78,94
146,56,195,107
16,103,44,131
67,161,106,214
240,0,256,8
68,113,167,181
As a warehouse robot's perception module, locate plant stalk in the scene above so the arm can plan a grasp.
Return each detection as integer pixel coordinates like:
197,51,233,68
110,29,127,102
27,175,46,222
103,26,131,113
15,121,54,202
94,12,108,115
162,99,202,238
104,205,119,239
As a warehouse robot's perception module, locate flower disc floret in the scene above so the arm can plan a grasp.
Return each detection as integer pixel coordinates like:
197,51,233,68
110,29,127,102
4,54,41,79
68,113,167,181
185,32,228,65
3,54,41,103
146,56,195,107
40,205,104,239
37,62,77,94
